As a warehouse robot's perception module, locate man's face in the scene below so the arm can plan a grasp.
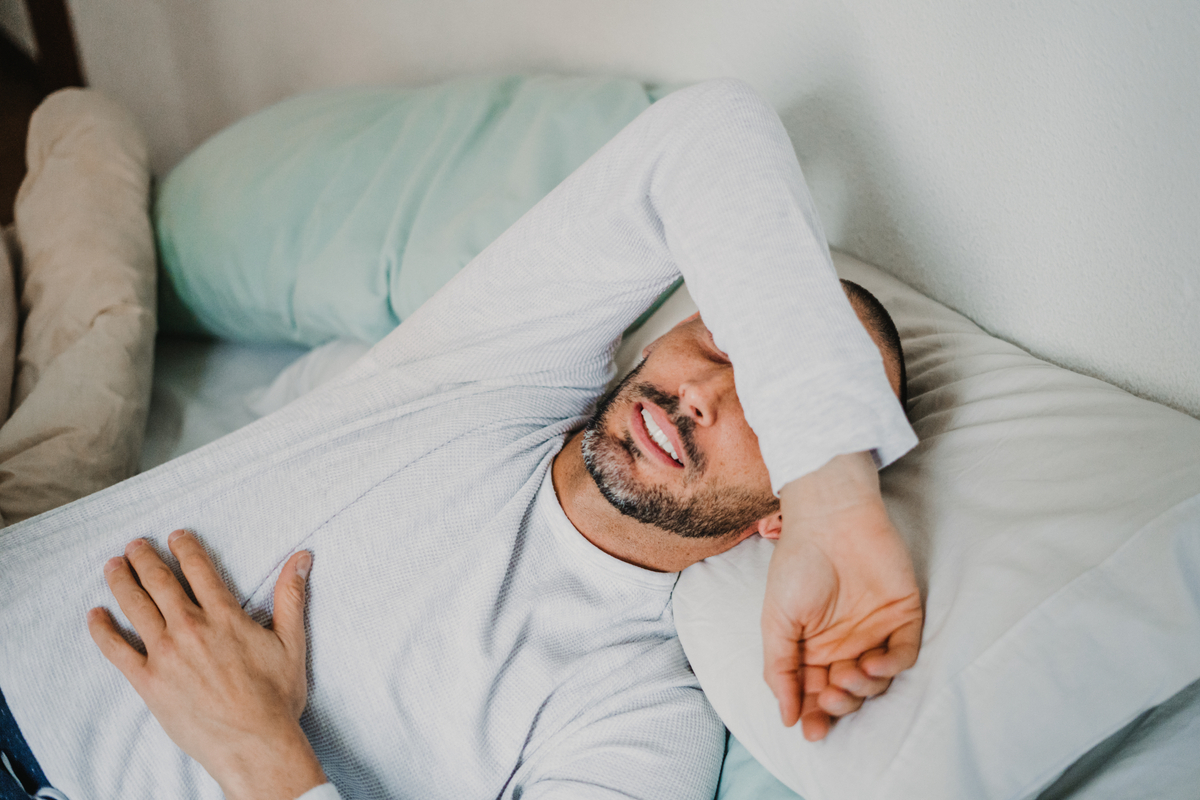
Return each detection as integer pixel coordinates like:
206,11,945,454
581,316,779,540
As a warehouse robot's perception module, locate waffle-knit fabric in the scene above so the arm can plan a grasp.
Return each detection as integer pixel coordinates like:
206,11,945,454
0,79,916,799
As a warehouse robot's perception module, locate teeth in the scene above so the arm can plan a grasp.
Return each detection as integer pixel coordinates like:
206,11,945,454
641,408,682,463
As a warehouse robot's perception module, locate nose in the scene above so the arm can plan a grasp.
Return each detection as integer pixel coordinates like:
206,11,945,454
678,365,734,427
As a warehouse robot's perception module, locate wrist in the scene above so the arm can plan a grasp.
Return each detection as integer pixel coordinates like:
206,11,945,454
779,451,882,525
214,721,327,800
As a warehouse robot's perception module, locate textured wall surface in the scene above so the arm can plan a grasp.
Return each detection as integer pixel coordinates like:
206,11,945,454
66,0,1200,417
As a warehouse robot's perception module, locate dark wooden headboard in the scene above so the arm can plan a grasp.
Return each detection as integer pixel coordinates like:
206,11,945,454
20,0,83,90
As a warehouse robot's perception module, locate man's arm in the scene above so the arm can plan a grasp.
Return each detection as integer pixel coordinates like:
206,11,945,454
633,85,922,731
87,531,329,800
356,78,915,475
363,79,921,730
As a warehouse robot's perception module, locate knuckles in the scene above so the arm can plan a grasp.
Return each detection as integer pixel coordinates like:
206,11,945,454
144,561,177,585
178,550,212,576
125,586,158,615
149,633,182,667
172,608,205,637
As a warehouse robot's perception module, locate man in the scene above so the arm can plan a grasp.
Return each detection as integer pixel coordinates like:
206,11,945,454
0,79,919,800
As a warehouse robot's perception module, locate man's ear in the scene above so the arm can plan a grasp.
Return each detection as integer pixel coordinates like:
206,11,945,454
756,511,783,540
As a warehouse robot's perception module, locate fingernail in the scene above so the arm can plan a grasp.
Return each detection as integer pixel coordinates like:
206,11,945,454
169,529,186,543
127,538,146,551
104,557,122,573
295,552,312,580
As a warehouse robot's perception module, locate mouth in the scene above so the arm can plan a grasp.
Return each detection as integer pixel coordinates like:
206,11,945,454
631,402,686,469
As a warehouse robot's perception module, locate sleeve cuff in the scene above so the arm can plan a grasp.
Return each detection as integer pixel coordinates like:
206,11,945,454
296,783,342,800
750,361,918,495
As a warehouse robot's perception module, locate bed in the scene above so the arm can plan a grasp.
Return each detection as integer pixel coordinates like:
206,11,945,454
1,3,1198,797
128,261,1200,800
131,250,1200,800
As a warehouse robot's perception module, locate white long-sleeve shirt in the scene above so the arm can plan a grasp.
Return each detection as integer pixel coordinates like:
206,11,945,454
0,79,915,800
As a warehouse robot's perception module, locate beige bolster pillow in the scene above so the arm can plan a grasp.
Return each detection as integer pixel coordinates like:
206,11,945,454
0,227,17,426
0,88,156,525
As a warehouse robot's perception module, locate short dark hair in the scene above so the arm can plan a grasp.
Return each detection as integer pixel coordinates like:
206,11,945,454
840,279,908,411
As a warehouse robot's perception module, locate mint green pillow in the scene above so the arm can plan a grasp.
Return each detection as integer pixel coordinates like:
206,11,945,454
155,75,652,344
717,736,803,800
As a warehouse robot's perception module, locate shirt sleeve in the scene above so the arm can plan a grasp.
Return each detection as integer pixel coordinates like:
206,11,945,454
359,78,916,491
295,783,343,800
513,671,725,799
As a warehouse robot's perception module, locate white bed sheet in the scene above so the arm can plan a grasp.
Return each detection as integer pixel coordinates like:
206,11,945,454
139,336,308,472
140,336,373,472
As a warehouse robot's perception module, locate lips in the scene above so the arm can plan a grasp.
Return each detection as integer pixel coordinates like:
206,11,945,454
631,402,686,469
641,408,681,462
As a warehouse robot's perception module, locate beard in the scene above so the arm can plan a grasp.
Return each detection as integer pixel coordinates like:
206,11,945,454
581,361,779,540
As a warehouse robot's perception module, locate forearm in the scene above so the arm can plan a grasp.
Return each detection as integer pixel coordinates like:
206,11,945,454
370,80,912,479
640,83,915,487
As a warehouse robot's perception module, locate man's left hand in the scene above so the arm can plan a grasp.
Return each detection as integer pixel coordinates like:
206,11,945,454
87,530,327,800
761,451,923,741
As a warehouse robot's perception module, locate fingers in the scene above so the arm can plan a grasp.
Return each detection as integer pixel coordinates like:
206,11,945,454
103,552,167,641
801,714,830,741
817,684,865,717
799,665,831,741
828,655,892,697
860,618,923,679
816,626,922,722
761,621,804,727
820,656,895,718
123,538,196,624
271,551,312,658
817,619,922,723
168,530,237,611
87,606,147,680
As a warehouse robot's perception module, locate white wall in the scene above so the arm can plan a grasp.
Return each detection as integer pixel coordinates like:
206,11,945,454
802,0,1200,421
67,0,1200,418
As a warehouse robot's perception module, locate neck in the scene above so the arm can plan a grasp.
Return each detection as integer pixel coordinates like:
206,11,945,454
551,430,741,573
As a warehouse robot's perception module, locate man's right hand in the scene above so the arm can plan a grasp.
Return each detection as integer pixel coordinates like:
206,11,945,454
87,530,327,800
761,452,924,740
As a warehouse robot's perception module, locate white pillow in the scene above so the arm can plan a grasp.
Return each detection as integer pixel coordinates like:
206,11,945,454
668,251,1200,800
